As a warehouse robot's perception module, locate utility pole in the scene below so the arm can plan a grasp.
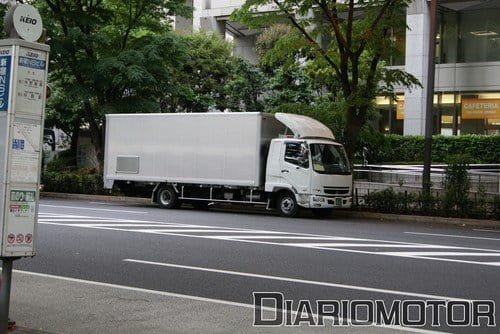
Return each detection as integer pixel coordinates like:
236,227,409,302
422,0,437,195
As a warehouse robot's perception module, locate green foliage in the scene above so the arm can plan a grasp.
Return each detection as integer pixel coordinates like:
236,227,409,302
265,66,316,108
364,188,416,214
369,135,500,164
35,0,192,169
442,155,471,216
168,32,235,112
232,0,420,159
271,102,346,141
362,186,497,219
42,171,105,195
225,58,267,112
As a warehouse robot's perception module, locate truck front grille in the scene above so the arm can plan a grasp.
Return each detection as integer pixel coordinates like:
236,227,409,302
323,186,350,195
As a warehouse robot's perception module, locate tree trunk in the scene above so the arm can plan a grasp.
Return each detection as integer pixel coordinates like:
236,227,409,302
84,102,104,173
344,106,364,165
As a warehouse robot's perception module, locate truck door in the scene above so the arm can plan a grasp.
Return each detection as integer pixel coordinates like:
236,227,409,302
280,141,311,193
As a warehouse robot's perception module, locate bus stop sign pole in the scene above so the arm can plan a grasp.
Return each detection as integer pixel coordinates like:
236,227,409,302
0,4,49,334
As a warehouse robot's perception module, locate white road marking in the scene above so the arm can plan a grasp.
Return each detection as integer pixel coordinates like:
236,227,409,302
39,204,148,214
38,213,500,267
217,236,350,240
123,259,470,302
134,229,288,233
380,252,500,257
473,229,500,234
484,262,500,266
405,231,500,242
38,219,147,223
13,269,445,334
284,243,461,249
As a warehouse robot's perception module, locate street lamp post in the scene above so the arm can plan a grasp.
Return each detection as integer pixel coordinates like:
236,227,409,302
422,0,437,195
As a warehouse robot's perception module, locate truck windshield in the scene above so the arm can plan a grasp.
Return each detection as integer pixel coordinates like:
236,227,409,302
310,143,350,175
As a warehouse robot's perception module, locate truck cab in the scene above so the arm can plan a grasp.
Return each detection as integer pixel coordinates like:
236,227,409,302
266,113,352,217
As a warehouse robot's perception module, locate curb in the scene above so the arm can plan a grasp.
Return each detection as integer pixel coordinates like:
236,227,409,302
40,192,500,228
41,192,151,205
332,210,500,228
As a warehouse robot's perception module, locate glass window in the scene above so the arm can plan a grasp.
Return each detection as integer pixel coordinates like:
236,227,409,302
310,144,350,175
284,141,309,168
439,3,500,63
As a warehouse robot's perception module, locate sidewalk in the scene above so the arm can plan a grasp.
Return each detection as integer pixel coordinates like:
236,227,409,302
9,270,412,334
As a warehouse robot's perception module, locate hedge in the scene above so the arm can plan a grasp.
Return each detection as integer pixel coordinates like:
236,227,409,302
272,103,500,164
42,171,106,195
368,134,500,164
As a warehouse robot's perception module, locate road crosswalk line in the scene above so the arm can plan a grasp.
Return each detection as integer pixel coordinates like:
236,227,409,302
38,212,500,268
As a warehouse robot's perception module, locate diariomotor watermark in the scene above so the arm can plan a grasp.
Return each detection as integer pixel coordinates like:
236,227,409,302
253,292,496,328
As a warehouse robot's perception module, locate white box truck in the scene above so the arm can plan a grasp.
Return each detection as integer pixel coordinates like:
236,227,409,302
103,112,352,217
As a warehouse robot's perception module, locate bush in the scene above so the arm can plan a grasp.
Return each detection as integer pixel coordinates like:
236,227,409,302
370,134,500,164
42,171,105,195
442,154,471,216
45,150,77,172
364,188,416,214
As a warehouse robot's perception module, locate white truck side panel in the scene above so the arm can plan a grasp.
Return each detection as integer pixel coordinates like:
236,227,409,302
104,113,282,188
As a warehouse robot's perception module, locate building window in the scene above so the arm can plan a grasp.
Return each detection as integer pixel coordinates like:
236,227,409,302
439,3,500,63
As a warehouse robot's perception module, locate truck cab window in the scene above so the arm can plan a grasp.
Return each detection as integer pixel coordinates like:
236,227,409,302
284,142,309,168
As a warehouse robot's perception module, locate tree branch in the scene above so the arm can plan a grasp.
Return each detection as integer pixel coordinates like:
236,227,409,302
272,0,342,78
356,0,395,55
314,0,348,50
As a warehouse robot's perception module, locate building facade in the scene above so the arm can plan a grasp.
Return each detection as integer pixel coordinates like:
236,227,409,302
176,0,500,135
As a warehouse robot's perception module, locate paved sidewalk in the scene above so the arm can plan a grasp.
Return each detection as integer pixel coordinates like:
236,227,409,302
8,270,414,334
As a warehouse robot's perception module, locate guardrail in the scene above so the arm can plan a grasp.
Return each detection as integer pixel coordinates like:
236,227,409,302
353,164,500,195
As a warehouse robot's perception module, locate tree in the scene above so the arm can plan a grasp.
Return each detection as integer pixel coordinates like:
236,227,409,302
164,32,235,113
37,0,191,170
233,0,420,160
225,58,267,112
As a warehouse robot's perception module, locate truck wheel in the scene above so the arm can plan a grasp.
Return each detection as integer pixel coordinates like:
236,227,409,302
312,209,332,218
157,186,181,209
277,192,299,217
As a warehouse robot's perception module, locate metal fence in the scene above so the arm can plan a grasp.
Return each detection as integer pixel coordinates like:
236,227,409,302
353,164,500,195
351,164,500,219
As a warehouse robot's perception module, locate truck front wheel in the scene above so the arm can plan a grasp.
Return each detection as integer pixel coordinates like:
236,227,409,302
157,186,181,209
277,192,299,217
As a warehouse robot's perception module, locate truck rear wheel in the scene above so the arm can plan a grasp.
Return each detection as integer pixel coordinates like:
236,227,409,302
277,192,299,217
157,186,181,209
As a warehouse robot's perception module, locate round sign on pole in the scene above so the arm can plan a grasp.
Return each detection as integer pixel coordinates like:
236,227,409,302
4,4,43,42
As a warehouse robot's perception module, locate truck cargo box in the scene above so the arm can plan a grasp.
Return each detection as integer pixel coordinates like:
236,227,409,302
103,113,285,189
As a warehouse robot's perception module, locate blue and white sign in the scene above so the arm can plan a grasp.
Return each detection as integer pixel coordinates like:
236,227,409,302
12,138,25,150
0,48,12,112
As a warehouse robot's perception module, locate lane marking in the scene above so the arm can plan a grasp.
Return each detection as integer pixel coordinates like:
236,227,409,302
216,236,351,240
405,232,500,242
38,219,147,223
379,252,500,257
39,204,148,214
473,229,500,234
123,259,470,302
284,243,461,249
12,269,445,334
37,213,500,267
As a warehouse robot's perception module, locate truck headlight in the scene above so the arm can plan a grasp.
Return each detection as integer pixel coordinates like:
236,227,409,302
312,196,325,202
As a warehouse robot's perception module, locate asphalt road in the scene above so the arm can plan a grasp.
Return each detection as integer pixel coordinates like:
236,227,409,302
11,198,500,333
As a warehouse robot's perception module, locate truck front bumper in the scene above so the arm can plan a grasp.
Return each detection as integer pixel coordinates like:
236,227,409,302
309,195,352,209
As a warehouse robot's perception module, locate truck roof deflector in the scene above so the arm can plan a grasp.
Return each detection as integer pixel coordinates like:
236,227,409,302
274,113,335,140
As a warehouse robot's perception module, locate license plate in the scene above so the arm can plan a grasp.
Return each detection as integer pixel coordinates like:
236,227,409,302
335,198,342,206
